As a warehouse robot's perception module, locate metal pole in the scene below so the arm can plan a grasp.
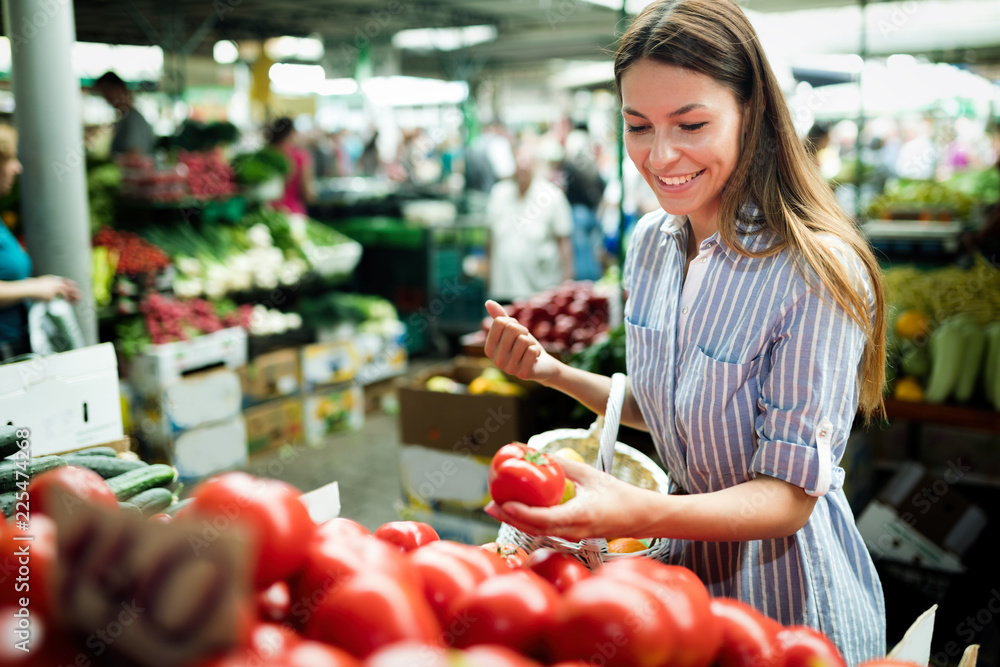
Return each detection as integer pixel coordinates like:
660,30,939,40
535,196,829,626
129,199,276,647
3,0,96,346
855,0,867,221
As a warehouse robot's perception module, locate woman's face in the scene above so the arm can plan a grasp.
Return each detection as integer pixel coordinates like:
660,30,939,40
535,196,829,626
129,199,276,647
620,59,745,230
0,156,22,197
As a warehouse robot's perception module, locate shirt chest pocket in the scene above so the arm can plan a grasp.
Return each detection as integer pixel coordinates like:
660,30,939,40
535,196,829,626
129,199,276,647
675,347,765,486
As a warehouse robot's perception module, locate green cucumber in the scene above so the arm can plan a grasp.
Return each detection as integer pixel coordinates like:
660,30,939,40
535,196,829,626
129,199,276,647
984,323,1000,406
923,317,967,403
69,446,119,457
107,464,177,501
954,321,986,403
121,487,175,517
63,456,148,479
164,497,193,517
1,491,16,518
0,456,67,494
118,502,143,518
1,426,21,459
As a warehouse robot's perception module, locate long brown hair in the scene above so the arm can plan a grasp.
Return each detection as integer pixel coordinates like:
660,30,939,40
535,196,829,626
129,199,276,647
614,0,886,419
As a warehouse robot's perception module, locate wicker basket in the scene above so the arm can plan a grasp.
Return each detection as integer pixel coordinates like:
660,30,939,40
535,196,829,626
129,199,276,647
496,374,672,570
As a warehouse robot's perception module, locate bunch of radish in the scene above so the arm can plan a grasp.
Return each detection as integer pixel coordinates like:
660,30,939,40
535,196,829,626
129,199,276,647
177,150,238,200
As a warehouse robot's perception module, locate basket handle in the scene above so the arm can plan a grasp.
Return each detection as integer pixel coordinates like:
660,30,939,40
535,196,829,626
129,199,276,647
597,373,627,474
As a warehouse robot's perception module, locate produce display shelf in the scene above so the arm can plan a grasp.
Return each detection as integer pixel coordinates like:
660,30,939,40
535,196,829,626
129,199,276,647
861,220,965,252
882,398,1000,433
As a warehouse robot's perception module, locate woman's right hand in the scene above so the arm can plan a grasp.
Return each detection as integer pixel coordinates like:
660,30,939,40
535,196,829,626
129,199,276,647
30,275,80,303
484,300,561,383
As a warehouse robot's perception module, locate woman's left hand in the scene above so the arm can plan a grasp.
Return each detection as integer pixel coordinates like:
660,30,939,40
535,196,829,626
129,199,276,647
484,459,663,542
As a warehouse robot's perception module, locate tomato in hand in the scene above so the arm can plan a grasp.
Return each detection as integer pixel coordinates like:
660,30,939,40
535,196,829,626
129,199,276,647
374,521,440,552
488,443,566,507
27,465,118,515
778,625,847,667
304,572,441,658
710,598,784,667
549,575,674,667
524,548,589,593
186,472,316,589
479,542,528,569
602,559,719,667
446,569,560,656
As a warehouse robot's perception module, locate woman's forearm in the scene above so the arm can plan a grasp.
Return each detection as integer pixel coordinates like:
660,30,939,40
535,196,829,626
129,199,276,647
0,279,37,308
637,475,818,542
539,362,649,431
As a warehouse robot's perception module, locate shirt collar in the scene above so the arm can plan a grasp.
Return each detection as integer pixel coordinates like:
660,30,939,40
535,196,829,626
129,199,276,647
657,205,778,260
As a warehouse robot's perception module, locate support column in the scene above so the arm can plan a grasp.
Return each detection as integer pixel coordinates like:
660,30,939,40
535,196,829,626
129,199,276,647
3,0,96,345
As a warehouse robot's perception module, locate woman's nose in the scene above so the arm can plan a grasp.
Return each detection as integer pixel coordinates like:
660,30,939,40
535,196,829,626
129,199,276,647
12,159,22,175
649,133,679,168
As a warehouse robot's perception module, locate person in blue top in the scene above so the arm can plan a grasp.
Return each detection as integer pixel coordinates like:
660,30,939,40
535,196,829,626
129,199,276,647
0,124,80,360
481,1,888,664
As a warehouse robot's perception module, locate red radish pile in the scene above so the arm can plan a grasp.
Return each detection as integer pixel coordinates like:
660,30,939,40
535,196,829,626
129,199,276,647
483,282,611,354
141,293,251,344
93,227,170,275
178,150,238,200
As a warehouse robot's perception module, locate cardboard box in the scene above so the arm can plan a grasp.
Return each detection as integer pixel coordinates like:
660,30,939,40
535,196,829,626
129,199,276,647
399,444,493,512
0,343,124,457
857,462,988,573
53,436,133,457
397,357,532,456
240,348,301,407
169,416,248,483
244,397,305,455
304,384,364,445
134,368,243,443
301,340,360,390
130,327,247,398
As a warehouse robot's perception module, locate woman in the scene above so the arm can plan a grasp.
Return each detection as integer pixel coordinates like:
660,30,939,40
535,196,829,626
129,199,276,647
266,117,317,215
482,0,887,663
0,124,80,360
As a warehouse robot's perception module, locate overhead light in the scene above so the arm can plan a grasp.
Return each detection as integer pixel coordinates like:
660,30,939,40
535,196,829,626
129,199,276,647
269,63,325,94
392,25,497,52
361,76,468,106
317,78,359,96
213,40,239,65
265,35,324,62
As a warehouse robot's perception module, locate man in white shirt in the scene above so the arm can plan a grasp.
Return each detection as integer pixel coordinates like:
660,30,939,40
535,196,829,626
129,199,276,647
486,143,574,303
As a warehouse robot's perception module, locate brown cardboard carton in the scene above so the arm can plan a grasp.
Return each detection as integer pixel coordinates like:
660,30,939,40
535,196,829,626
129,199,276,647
240,348,301,406
244,397,305,455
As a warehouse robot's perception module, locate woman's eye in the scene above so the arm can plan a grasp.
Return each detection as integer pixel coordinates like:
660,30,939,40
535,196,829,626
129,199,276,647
625,124,649,134
680,122,707,132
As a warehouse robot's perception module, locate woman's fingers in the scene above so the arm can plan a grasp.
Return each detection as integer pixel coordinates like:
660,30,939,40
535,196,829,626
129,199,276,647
484,299,507,319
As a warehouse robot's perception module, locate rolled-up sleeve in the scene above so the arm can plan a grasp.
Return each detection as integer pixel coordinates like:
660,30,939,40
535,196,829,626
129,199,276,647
749,282,869,497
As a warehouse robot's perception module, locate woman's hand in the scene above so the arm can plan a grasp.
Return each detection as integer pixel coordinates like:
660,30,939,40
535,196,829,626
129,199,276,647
30,276,80,303
484,459,663,542
484,300,561,383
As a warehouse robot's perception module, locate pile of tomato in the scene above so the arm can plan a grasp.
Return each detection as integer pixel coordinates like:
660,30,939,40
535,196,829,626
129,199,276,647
93,226,171,276
1,471,914,667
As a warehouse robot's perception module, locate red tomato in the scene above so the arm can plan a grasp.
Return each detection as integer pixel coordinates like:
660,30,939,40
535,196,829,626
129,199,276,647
186,472,316,589
149,512,173,523
778,626,847,667
602,559,719,667
248,622,301,657
282,640,361,666
461,644,545,667
374,521,440,552
27,465,118,515
710,598,783,667
524,548,589,593
447,569,560,656
0,514,57,619
488,443,566,507
410,543,492,624
314,517,371,542
366,642,453,667
549,575,674,667
292,534,417,626
479,542,528,569
418,540,508,579
257,581,292,623
304,572,441,658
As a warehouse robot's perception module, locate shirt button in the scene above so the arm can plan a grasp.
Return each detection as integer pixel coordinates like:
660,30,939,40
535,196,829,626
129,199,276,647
681,306,689,315
700,257,708,264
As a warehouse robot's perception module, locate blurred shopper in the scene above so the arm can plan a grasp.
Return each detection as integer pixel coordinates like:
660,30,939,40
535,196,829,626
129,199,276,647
0,124,80,360
482,1,887,664
266,117,317,215
804,122,830,167
466,123,516,193
358,131,380,177
93,71,155,157
486,142,573,303
562,124,607,280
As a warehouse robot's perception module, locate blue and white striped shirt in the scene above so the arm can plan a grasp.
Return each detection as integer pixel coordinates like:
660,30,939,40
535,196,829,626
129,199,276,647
623,210,886,665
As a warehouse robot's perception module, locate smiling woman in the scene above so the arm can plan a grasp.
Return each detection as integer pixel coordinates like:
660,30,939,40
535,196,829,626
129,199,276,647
481,0,889,664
